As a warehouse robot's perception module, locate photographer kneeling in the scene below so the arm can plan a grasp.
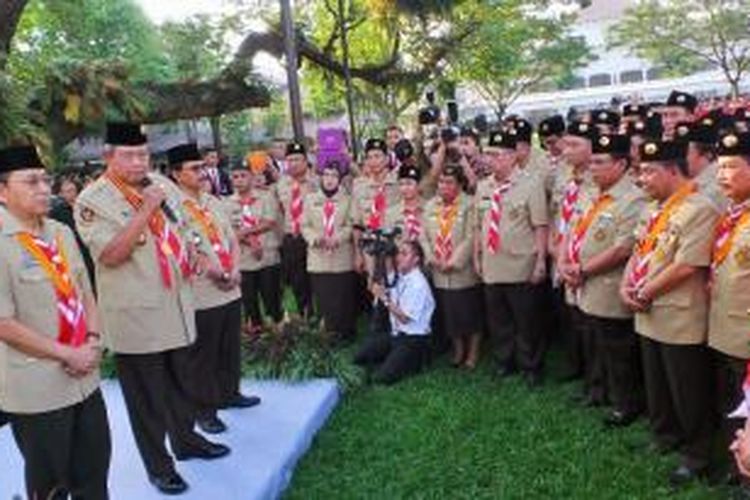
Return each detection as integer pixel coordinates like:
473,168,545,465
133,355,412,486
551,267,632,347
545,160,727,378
354,240,435,385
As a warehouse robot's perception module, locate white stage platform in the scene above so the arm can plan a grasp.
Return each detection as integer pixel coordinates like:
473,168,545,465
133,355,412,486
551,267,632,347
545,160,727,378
0,378,339,499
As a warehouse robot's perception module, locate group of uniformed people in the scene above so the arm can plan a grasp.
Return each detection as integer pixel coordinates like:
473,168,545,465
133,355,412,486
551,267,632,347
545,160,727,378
3,88,750,496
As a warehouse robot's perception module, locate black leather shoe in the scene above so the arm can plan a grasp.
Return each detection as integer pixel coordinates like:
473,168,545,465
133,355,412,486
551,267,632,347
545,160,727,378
149,471,188,495
175,442,231,461
228,394,261,409
669,465,708,487
603,410,640,428
197,416,227,434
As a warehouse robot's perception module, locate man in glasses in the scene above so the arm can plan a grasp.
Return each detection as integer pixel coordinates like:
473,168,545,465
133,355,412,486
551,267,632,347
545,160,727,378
0,144,111,499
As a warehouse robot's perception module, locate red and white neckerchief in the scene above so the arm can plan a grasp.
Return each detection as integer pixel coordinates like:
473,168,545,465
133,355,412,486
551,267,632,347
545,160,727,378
323,198,337,239
628,182,696,290
290,181,304,235
434,197,459,262
367,185,387,230
17,232,87,347
485,180,512,254
240,196,261,248
106,173,191,289
711,201,750,279
183,199,234,273
402,205,422,241
557,178,581,244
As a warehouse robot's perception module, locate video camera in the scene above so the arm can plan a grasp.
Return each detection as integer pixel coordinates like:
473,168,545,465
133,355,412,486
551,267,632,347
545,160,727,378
355,225,402,258
393,138,415,163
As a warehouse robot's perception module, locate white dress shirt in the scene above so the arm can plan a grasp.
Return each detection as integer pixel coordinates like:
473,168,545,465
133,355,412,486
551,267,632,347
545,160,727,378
387,267,435,336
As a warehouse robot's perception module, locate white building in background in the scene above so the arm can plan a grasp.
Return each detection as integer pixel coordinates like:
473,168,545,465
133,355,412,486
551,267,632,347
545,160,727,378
460,0,749,121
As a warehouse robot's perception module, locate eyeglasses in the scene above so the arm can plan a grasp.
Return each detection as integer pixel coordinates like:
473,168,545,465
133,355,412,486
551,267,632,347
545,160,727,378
8,174,53,187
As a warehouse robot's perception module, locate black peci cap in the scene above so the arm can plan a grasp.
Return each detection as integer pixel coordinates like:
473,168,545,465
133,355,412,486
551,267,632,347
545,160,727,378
106,122,148,146
566,121,596,141
666,90,698,112
486,129,517,150
591,134,630,157
398,164,422,182
538,115,566,138
639,139,687,163
286,141,307,156
0,145,45,173
365,138,387,154
166,143,202,167
717,132,750,157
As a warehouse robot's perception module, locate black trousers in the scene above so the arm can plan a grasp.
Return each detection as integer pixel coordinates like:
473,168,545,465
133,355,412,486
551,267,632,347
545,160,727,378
565,304,586,378
10,389,111,500
115,349,210,477
590,315,643,413
640,336,714,470
354,333,430,385
241,265,282,326
311,271,359,340
713,350,746,475
184,299,243,419
484,283,542,374
281,234,311,315
581,313,607,403
0,409,9,428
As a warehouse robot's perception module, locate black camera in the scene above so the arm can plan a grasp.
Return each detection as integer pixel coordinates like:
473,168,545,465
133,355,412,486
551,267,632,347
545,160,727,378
394,138,415,163
356,226,402,257
418,91,441,125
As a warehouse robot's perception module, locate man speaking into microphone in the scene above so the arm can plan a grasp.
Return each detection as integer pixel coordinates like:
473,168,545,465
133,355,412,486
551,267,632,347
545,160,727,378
75,123,228,495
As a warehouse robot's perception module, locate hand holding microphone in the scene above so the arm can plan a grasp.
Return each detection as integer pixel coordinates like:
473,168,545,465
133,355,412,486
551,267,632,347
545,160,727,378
140,177,177,222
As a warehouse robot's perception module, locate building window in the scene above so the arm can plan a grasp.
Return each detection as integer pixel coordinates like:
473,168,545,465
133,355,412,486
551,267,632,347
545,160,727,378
589,73,612,87
646,67,663,80
620,70,644,84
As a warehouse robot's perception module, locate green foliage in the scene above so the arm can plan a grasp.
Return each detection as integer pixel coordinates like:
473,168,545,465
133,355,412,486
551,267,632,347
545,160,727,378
8,0,172,91
160,13,240,81
286,354,725,499
609,0,750,96
448,0,591,116
243,317,365,393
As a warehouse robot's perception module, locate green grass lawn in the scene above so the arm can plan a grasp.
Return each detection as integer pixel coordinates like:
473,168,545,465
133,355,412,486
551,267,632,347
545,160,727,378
285,350,727,500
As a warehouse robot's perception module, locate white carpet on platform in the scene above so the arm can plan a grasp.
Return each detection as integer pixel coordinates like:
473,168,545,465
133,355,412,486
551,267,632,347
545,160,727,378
0,378,339,500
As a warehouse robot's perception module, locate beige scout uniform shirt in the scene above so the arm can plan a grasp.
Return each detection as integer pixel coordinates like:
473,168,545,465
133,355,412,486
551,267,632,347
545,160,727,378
0,216,99,413
182,193,241,311
695,162,728,213
224,190,281,272
383,199,425,241
275,173,319,234
351,169,400,227
75,173,196,354
420,193,478,290
634,192,719,345
577,176,646,319
301,191,355,274
520,148,555,197
551,165,596,306
474,170,548,284
709,204,750,358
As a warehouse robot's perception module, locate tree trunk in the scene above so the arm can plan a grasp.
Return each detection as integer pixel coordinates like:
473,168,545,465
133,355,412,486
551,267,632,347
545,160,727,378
209,116,222,152
0,0,28,70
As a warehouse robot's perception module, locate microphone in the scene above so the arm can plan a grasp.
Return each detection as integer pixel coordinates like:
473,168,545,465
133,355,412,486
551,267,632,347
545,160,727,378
141,177,178,223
